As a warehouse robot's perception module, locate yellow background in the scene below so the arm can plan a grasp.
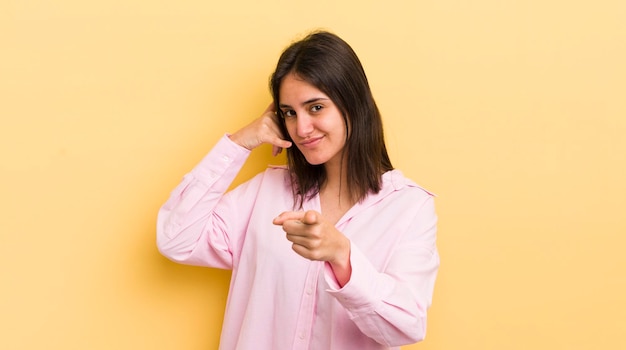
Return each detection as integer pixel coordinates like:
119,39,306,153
2,0,625,349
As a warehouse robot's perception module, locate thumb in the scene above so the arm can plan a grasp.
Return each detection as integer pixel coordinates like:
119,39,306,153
302,210,319,225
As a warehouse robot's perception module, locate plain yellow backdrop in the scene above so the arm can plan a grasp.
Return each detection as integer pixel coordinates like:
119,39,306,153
2,1,625,349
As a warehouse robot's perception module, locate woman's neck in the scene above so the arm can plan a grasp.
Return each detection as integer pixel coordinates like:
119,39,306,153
323,155,347,193
321,159,355,219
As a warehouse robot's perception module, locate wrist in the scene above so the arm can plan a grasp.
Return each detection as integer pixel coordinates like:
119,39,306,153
329,238,352,287
228,132,252,150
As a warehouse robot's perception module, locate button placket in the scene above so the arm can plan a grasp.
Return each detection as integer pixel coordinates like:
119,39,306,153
291,261,322,349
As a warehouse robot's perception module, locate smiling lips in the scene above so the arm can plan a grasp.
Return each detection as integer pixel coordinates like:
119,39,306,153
299,136,324,148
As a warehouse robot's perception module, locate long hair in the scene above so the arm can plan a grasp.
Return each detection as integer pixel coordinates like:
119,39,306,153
270,31,393,207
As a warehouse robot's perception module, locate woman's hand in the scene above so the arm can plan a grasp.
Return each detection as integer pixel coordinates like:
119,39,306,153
273,210,352,287
229,103,292,156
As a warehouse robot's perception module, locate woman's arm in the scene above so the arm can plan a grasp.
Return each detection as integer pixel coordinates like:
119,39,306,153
156,135,252,268
325,196,439,347
157,104,292,267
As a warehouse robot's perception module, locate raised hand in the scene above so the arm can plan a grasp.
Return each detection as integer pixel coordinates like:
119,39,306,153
229,103,292,156
273,210,352,286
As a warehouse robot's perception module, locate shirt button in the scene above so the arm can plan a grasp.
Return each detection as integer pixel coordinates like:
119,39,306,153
222,155,230,162
306,288,312,295
299,332,306,340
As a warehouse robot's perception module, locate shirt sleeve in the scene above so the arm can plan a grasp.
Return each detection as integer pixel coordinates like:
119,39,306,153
323,196,439,347
156,134,252,268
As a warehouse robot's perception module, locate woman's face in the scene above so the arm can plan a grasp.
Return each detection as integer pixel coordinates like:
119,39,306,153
279,73,347,170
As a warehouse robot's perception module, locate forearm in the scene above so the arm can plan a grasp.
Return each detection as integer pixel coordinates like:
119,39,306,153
327,237,352,287
157,134,250,265
325,238,439,346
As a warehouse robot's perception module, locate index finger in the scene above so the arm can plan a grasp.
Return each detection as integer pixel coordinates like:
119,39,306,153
272,211,305,225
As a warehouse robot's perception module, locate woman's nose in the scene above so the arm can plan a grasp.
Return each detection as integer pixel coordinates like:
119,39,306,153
296,114,314,137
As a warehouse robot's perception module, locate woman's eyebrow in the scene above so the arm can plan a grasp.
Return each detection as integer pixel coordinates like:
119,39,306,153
279,97,330,109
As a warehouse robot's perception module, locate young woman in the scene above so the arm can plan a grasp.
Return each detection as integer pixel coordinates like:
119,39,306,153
157,31,439,350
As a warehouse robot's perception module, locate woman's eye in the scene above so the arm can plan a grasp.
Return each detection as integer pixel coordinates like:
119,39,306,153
311,105,323,112
282,110,296,118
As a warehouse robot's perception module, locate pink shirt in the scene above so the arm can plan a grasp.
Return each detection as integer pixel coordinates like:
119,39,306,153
157,135,439,350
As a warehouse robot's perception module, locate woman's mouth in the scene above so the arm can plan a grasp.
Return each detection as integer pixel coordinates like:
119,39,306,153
299,136,324,148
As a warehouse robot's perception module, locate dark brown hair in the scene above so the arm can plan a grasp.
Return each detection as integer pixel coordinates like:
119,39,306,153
270,31,393,207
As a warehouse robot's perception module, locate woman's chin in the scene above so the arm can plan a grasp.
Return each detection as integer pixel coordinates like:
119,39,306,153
302,155,326,166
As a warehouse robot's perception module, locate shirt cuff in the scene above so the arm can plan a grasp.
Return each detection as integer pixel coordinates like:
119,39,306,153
324,243,395,315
